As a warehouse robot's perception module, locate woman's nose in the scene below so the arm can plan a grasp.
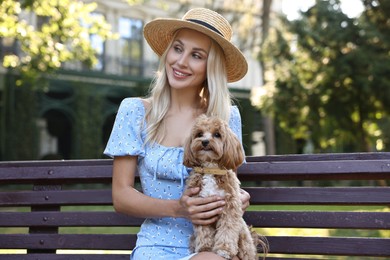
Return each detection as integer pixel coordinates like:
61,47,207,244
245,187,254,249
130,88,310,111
177,53,189,67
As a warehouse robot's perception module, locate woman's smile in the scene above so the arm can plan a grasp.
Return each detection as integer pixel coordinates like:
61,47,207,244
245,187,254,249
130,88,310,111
173,68,191,78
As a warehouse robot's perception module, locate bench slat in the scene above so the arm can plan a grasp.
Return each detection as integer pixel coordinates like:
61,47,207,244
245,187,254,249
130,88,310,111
1,234,389,256
0,234,136,250
267,236,390,256
1,211,388,229
246,152,390,162
244,211,390,229
247,187,390,205
0,255,300,260
0,212,143,227
238,160,390,180
0,190,112,207
0,165,113,184
2,187,389,207
2,157,390,184
0,255,129,260
0,159,110,168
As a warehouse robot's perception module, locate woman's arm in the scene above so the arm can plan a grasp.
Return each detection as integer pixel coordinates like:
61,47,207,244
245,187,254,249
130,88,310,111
112,156,180,218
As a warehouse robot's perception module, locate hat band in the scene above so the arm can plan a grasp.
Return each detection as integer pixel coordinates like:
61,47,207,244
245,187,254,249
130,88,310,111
186,19,223,37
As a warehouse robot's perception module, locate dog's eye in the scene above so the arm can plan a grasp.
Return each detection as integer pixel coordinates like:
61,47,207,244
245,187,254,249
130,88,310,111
196,132,203,138
214,132,221,138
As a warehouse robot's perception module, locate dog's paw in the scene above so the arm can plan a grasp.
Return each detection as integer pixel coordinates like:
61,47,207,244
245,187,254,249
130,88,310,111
216,249,233,259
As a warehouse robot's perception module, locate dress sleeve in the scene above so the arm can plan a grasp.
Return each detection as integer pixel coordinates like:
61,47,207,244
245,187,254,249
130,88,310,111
229,106,244,145
103,98,146,158
229,105,246,160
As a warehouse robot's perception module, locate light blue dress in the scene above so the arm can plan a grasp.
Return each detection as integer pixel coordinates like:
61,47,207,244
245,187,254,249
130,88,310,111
104,98,244,260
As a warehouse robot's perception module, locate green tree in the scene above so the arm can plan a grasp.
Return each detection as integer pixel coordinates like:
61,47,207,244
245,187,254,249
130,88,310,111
74,84,104,159
0,0,116,160
259,0,390,153
1,0,116,81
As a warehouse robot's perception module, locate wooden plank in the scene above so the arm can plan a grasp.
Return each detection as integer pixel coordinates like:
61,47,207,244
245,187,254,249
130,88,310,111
0,159,111,168
246,187,390,205
244,211,390,229
0,256,300,260
246,152,390,162
0,164,113,184
0,212,144,227
0,255,301,260
1,234,389,256
238,160,390,181
2,156,390,183
266,236,390,256
0,189,112,207
1,211,388,229
2,187,389,207
0,255,129,260
0,234,136,250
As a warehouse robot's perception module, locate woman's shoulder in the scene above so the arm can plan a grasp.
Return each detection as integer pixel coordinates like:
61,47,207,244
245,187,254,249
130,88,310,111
118,97,149,114
229,105,242,129
120,97,144,107
230,105,241,119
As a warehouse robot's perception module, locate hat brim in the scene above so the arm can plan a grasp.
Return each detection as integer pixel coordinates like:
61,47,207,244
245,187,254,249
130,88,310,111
143,18,248,83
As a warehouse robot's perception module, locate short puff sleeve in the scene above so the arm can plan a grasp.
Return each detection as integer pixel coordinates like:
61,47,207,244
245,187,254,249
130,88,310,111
229,105,246,161
229,106,243,145
104,98,146,158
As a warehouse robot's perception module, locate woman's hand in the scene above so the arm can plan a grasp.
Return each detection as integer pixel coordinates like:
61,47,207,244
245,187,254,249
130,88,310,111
179,187,225,225
239,188,251,212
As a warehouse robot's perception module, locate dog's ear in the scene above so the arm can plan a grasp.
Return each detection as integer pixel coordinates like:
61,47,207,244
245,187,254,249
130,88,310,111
183,134,198,167
219,126,245,170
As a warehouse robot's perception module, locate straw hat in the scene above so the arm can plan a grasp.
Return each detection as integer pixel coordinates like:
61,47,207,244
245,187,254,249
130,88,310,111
143,8,248,83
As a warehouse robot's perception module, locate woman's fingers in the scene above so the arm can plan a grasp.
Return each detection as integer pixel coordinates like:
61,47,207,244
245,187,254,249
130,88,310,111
189,198,225,225
191,215,219,225
181,187,226,224
183,187,200,197
182,187,250,223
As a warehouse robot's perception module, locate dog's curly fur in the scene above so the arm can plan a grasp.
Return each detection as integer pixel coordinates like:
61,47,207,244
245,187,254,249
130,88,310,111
183,114,268,260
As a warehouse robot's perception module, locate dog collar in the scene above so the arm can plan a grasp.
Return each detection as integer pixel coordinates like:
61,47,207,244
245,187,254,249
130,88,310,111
193,167,228,175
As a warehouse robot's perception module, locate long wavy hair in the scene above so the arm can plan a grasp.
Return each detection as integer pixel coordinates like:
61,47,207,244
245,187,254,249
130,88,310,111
144,30,233,145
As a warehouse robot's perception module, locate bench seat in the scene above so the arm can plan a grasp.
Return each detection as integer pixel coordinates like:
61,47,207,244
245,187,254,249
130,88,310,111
1,152,389,259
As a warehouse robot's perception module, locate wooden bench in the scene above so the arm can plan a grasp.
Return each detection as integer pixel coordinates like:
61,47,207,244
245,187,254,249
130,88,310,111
0,152,389,259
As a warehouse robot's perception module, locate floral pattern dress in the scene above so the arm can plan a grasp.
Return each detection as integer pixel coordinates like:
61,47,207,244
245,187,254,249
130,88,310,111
104,98,244,260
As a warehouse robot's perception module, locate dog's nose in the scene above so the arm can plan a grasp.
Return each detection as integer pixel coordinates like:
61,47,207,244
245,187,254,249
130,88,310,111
202,140,209,147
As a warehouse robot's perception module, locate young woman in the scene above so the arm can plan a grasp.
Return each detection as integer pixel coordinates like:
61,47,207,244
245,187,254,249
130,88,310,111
104,8,250,260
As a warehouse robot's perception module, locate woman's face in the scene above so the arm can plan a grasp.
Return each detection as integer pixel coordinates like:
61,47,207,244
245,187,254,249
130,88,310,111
165,29,211,91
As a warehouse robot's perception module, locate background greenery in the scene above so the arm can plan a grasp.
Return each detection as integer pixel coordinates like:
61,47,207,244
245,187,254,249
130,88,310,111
258,0,390,154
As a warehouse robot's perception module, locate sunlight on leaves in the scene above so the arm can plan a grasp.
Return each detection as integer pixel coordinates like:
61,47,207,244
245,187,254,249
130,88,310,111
0,0,118,85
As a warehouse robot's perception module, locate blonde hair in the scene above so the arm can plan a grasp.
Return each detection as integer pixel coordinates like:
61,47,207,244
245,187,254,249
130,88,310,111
144,32,233,145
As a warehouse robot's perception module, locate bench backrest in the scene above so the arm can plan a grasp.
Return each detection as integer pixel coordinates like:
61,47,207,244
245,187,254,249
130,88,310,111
0,152,389,259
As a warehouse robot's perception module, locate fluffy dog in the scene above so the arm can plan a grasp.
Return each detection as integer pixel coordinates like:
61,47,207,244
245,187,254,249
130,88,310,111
183,114,268,260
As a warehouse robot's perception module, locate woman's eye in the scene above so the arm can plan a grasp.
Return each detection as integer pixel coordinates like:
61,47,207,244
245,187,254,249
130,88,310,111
174,46,182,53
192,53,201,59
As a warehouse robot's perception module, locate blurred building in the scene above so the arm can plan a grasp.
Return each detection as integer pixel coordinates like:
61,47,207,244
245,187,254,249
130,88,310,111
0,0,282,160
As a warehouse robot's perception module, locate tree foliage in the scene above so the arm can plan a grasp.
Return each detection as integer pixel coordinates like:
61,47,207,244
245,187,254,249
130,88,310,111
259,0,390,153
74,84,104,159
0,0,116,83
0,0,117,160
